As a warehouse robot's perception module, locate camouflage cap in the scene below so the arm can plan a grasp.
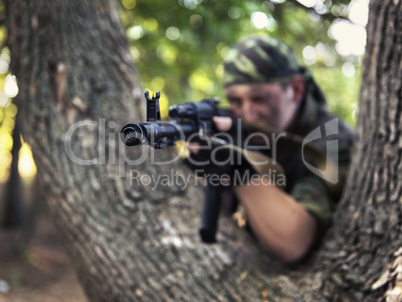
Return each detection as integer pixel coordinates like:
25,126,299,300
223,35,327,106
223,35,301,86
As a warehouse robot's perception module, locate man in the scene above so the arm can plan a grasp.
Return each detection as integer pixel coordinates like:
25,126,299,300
187,35,354,263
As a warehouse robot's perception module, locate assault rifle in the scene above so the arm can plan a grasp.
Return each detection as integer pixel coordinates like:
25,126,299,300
121,91,230,243
121,90,224,149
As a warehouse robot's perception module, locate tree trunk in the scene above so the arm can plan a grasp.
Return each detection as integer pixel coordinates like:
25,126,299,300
5,0,401,301
316,0,402,300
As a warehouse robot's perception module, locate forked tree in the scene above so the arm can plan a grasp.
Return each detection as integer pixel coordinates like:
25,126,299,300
5,0,401,300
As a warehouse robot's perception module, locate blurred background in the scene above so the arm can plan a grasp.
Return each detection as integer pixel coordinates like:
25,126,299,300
0,0,368,300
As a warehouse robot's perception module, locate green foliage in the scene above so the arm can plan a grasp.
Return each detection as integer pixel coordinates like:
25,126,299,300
311,64,361,126
118,0,363,126
0,0,17,180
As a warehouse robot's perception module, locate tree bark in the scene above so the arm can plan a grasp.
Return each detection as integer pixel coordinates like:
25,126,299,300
316,0,402,300
5,0,401,301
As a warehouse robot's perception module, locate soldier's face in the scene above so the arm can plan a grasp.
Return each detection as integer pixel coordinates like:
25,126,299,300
225,81,300,131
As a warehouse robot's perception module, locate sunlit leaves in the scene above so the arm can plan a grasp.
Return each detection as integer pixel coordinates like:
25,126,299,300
312,64,362,125
18,142,37,178
122,0,136,10
189,69,217,96
3,75,18,98
0,0,36,182
166,27,181,41
128,25,145,40
156,45,178,65
0,103,17,181
144,18,158,31
329,19,366,56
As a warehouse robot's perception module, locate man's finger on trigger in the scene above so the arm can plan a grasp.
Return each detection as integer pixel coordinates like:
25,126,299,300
213,116,232,132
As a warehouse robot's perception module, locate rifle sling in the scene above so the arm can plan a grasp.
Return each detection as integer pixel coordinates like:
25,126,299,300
210,136,285,188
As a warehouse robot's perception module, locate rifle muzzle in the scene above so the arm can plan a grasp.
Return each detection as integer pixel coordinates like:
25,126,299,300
121,123,146,146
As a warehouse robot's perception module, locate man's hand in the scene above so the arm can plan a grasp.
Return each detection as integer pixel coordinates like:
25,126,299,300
184,115,261,187
186,116,233,154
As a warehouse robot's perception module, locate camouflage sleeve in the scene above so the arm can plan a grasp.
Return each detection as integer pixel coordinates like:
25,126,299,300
290,176,336,235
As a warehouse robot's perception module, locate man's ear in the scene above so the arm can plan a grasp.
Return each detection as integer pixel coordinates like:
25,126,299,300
290,75,305,104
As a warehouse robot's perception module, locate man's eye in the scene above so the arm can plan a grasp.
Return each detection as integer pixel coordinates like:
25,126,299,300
228,98,241,106
252,97,268,104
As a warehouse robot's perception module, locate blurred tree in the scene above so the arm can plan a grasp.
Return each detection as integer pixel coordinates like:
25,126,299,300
5,0,401,301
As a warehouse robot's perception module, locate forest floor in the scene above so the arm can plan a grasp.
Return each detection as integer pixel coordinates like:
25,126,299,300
0,180,87,302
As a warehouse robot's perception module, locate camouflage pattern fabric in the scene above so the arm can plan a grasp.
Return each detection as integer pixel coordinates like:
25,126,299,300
269,95,354,233
291,177,335,235
288,141,352,234
223,35,327,106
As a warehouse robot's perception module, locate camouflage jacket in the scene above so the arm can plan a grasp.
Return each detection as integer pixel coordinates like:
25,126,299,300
267,95,354,233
